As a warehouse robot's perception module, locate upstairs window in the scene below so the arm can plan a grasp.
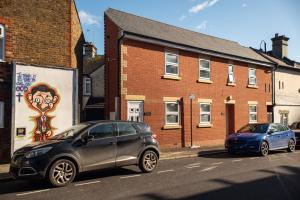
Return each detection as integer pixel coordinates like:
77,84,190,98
83,77,92,96
0,24,5,61
165,52,179,76
228,64,235,83
199,59,211,80
248,68,256,85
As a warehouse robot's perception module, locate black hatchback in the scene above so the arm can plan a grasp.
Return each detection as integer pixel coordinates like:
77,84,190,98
10,121,160,187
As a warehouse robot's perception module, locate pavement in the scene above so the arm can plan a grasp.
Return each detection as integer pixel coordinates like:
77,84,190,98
0,149,299,200
0,145,226,181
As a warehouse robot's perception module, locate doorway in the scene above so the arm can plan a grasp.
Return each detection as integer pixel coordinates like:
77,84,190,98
226,104,235,135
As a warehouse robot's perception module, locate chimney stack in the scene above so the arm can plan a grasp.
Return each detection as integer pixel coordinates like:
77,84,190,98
271,33,289,59
83,42,97,59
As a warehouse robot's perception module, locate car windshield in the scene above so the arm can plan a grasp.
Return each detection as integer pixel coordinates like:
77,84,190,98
50,123,91,140
237,124,269,134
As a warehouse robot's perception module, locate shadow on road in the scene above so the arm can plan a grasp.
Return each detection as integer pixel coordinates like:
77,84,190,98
136,165,300,200
0,167,140,195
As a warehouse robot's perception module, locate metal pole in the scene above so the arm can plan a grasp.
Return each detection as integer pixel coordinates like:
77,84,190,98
190,98,193,147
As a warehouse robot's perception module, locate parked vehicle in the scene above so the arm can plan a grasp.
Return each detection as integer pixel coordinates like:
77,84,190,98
10,121,160,187
290,121,300,146
225,123,296,156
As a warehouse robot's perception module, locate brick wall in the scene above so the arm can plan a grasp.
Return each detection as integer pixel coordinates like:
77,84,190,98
119,39,272,148
0,0,83,68
104,15,120,118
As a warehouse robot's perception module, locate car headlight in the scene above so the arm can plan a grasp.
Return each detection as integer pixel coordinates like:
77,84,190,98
25,147,52,159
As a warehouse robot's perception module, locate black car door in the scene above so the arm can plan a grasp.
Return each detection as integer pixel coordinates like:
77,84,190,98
76,123,117,171
116,122,144,166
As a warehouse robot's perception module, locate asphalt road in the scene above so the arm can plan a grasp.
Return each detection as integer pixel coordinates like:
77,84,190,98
0,149,300,200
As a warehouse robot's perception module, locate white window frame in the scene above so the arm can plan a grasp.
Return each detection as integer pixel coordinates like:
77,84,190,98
228,64,235,83
199,59,211,80
165,51,179,76
199,103,212,125
83,77,92,96
165,101,180,125
0,101,4,128
249,104,257,123
248,68,256,85
0,24,5,61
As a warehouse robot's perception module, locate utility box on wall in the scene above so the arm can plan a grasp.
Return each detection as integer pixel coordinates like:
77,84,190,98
12,64,76,152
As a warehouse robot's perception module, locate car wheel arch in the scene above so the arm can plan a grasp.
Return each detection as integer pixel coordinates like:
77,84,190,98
45,155,81,177
138,146,160,161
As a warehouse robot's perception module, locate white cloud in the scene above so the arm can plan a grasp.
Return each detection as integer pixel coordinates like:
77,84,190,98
196,20,208,30
79,10,101,26
179,15,187,21
189,0,219,13
242,3,247,8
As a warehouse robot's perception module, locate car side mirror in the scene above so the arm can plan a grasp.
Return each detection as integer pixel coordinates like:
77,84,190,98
268,129,274,134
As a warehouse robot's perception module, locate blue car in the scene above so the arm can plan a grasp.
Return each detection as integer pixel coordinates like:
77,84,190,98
225,123,296,156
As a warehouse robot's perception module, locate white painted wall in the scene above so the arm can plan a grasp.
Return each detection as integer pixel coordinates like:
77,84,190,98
13,64,74,151
274,67,300,125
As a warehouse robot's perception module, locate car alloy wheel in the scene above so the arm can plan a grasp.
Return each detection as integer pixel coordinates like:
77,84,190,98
287,139,296,152
49,159,76,187
139,150,158,173
260,141,269,156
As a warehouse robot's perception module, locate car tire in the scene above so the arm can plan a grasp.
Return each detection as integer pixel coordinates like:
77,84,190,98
139,150,158,173
260,141,269,156
287,139,296,152
48,159,76,187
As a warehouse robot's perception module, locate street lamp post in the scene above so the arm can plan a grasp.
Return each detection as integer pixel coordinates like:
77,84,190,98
189,94,195,148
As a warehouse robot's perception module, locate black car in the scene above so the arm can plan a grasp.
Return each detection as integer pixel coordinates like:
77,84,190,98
10,121,160,187
290,121,300,146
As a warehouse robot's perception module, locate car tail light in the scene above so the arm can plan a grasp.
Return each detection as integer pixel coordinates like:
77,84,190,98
152,134,157,139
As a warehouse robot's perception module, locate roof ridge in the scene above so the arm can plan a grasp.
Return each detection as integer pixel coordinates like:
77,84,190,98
105,8,240,45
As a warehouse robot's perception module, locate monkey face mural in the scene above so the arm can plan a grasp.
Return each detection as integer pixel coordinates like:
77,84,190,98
25,84,60,141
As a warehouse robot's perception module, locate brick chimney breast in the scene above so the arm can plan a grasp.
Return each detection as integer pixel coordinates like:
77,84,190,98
271,33,289,59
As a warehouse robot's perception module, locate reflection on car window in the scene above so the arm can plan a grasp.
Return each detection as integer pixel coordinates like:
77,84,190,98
118,122,137,136
89,124,114,139
50,124,90,140
237,124,269,133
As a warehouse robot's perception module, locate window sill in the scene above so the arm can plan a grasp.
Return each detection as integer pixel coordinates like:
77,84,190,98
162,125,182,130
162,75,182,81
247,85,258,89
197,123,213,128
249,121,258,124
227,82,236,87
197,79,213,84
0,60,6,63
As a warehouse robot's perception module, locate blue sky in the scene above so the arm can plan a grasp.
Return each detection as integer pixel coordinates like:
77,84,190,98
75,0,300,61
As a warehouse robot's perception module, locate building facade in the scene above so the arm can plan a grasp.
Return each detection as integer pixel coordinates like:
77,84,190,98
256,34,300,126
0,0,84,162
82,42,105,121
104,9,273,148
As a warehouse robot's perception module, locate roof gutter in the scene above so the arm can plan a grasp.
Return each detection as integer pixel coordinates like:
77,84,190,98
123,32,274,68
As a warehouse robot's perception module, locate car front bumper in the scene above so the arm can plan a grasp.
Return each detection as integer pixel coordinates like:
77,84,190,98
225,140,260,153
10,154,49,179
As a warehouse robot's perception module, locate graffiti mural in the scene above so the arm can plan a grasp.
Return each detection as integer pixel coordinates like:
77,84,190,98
25,83,60,141
15,72,37,103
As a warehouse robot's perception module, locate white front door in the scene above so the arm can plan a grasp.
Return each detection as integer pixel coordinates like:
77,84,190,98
127,101,144,122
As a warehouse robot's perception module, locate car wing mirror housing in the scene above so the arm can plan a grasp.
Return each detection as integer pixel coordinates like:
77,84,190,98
82,134,94,143
268,129,274,134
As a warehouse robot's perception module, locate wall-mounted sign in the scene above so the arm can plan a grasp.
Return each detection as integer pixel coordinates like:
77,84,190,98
16,128,26,136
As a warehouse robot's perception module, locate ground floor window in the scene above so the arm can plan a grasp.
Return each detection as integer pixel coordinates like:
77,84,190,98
200,103,211,125
280,112,289,126
249,104,257,123
0,101,4,128
165,102,179,125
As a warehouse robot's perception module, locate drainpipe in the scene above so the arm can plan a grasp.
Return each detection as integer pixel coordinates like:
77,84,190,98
116,30,125,120
272,64,278,123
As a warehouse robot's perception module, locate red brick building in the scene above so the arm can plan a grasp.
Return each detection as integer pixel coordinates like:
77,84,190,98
0,0,84,162
104,9,274,148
